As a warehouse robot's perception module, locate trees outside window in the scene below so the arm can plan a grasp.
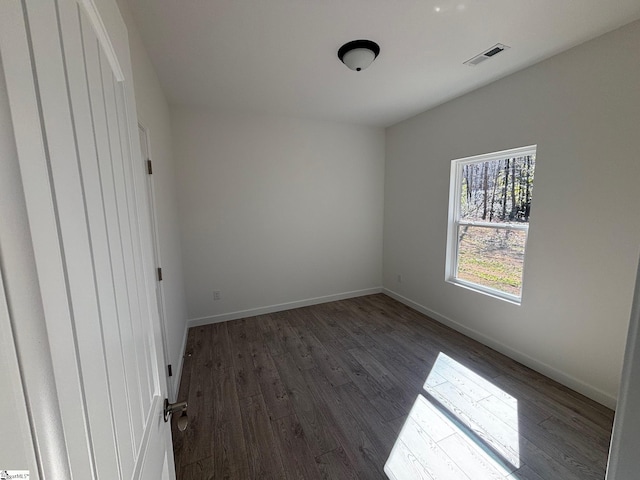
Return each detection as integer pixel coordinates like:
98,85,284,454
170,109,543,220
446,146,536,303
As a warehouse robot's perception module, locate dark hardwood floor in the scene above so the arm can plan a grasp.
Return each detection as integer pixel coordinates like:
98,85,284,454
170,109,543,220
172,294,614,479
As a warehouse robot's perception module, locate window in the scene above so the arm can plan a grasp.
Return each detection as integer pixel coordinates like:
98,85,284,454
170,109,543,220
446,145,536,304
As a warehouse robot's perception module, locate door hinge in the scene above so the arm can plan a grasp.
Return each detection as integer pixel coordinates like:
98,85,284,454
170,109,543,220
147,159,153,174
168,364,173,377
157,267,163,281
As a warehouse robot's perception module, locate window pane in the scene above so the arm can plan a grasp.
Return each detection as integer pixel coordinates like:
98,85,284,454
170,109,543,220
460,155,535,224
457,225,526,296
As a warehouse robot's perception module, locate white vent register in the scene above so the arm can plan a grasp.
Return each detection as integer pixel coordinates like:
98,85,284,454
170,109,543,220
464,43,510,66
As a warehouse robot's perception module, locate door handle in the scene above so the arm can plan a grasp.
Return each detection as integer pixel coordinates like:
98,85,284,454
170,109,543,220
164,399,188,431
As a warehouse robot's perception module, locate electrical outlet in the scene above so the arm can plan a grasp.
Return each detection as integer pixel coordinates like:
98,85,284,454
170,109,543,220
397,274,402,283
213,290,221,301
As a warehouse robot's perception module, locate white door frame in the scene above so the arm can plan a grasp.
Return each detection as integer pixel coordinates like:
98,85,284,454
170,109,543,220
606,256,640,479
138,122,173,399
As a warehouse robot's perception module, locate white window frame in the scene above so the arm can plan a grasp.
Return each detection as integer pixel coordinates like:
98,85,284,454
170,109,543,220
445,145,537,304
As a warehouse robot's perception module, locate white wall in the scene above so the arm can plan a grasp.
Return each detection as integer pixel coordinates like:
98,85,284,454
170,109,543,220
384,20,640,407
116,0,188,396
171,110,385,322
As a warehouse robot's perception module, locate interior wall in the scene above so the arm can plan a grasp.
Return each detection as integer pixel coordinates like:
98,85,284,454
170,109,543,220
171,109,385,322
383,20,640,407
115,0,188,396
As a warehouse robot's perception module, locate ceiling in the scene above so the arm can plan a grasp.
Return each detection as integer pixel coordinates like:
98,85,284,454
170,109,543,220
126,0,640,127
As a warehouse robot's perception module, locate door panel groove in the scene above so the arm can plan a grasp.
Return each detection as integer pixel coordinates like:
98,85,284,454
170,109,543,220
0,0,175,477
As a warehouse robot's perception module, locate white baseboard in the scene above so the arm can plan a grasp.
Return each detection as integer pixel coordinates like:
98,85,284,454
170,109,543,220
187,287,383,328
171,324,189,402
383,288,617,409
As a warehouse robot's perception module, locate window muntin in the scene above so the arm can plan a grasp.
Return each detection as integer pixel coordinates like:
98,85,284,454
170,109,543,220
446,146,536,303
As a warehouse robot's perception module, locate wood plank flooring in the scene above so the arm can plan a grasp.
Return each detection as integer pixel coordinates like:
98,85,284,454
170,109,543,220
172,294,614,479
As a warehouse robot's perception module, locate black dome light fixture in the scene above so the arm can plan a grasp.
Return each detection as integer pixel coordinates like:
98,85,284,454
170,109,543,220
338,39,380,71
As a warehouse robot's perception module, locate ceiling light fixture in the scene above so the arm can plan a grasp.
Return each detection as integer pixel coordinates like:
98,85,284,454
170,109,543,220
338,39,380,72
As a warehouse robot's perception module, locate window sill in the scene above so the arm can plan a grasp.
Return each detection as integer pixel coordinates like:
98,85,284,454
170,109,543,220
446,278,522,305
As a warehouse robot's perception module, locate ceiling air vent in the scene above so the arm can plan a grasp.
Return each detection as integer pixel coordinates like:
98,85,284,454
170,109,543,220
464,43,510,66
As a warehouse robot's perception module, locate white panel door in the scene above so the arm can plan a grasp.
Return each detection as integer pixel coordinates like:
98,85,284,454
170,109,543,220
0,0,175,478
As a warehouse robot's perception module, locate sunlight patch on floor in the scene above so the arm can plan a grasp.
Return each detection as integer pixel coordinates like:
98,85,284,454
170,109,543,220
385,352,522,480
